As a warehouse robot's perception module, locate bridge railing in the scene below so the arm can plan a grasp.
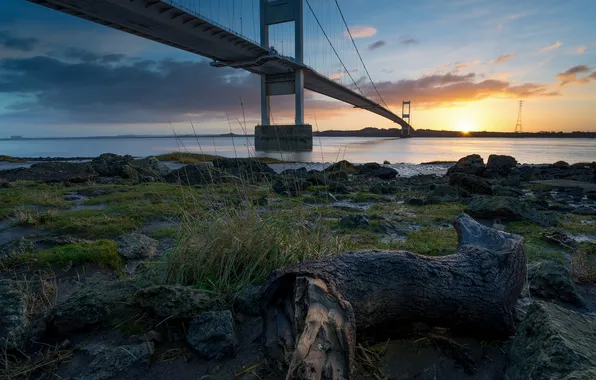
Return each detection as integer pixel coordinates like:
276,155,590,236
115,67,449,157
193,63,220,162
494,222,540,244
162,0,261,47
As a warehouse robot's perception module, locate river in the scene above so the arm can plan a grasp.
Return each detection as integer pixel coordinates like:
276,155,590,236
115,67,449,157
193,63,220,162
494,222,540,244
1,136,595,164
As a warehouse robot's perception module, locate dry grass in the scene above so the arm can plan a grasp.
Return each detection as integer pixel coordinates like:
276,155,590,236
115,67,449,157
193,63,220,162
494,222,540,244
571,242,596,283
162,208,355,294
1,343,72,380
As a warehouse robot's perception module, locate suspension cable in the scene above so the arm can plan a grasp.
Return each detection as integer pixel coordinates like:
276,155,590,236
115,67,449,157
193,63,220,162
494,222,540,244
304,0,366,97
333,0,390,109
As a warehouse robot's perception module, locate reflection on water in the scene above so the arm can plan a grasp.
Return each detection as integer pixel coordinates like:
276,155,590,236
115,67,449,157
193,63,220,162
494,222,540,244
1,136,595,164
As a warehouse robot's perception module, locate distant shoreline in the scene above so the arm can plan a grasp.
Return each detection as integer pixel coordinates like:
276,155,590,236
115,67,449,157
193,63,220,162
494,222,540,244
2,128,595,140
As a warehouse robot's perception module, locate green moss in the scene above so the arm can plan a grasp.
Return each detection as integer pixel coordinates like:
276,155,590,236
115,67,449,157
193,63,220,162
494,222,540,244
7,240,122,269
43,209,141,238
337,229,380,248
369,202,465,226
0,186,70,219
151,227,178,239
391,228,458,256
524,237,566,264
561,214,596,234
307,185,329,192
348,192,390,202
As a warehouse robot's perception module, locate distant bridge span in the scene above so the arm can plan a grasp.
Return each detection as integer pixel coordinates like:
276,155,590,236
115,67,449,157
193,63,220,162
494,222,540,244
27,0,414,146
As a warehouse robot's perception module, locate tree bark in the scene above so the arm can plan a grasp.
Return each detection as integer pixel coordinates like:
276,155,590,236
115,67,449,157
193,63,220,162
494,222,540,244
260,214,526,380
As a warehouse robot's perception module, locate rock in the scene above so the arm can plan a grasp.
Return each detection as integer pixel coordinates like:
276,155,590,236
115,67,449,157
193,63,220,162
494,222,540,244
91,153,134,177
448,173,492,195
406,198,425,206
326,170,349,182
0,237,35,261
234,285,262,316
272,177,308,197
573,206,596,215
339,214,369,229
383,160,390,165
136,285,214,319
328,182,350,194
0,162,97,183
164,165,223,185
426,185,463,204
553,160,570,168
446,154,485,176
77,342,154,380
51,280,137,333
466,196,558,227
586,190,596,200
507,302,596,380
369,182,398,195
212,158,274,177
324,160,358,173
117,233,158,261
491,185,523,197
358,163,398,179
304,171,327,186
281,167,308,178
501,176,521,187
543,230,578,249
129,157,171,178
527,261,584,306
483,155,517,178
121,165,139,181
187,311,237,359
0,280,29,350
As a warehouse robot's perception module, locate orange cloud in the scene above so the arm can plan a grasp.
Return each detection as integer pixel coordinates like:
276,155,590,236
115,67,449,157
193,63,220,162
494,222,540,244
346,26,376,38
489,53,517,64
455,60,480,70
538,41,562,54
329,72,344,80
557,65,595,86
577,46,586,54
365,72,557,109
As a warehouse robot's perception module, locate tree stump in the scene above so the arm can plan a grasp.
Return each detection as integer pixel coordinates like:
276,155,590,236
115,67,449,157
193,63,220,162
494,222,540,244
260,214,526,380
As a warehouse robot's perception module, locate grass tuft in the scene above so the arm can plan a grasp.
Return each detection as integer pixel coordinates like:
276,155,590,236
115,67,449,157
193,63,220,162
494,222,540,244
571,242,596,283
7,240,122,269
162,209,355,293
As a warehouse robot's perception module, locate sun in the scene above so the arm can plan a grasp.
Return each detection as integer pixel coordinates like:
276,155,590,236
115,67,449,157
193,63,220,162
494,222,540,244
458,121,476,133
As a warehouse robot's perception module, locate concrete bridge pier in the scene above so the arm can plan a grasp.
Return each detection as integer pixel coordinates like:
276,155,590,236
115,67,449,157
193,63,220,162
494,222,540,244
255,0,312,151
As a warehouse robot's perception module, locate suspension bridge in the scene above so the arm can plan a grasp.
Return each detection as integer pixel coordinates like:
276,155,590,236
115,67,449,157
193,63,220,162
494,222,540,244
27,0,414,150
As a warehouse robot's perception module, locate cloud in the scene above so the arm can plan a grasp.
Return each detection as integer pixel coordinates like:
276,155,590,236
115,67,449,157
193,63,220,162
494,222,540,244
556,65,595,86
62,48,126,64
345,26,376,38
367,40,386,50
576,46,586,54
489,53,517,64
364,72,557,109
455,60,480,70
399,37,419,45
329,72,344,80
540,56,553,66
0,54,345,125
0,31,39,52
538,41,562,54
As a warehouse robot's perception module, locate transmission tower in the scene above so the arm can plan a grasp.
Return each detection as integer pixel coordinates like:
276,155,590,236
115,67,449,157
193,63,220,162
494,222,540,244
514,100,523,133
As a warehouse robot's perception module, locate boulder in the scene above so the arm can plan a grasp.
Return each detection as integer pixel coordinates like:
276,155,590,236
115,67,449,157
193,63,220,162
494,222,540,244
483,155,517,178
448,173,492,195
426,185,464,204
187,310,237,359
272,177,308,197
573,206,596,216
76,342,154,380
117,233,159,261
0,162,96,183
491,185,523,197
406,198,425,206
324,160,358,173
136,285,214,320
369,182,398,195
339,214,369,229
164,165,223,185
466,196,558,227
357,163,398,179
0,280,29,350
121,165,139,182
527,261,584,306
507,302,596,380
212,157,274,177
51,280,137,333
328,181,350,194
446,154,485,176
129,157,171,179
234,285,262,316
91,153,134,177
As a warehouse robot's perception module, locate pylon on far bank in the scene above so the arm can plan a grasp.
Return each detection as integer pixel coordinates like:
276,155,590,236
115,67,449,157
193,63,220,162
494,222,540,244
514,100,523,133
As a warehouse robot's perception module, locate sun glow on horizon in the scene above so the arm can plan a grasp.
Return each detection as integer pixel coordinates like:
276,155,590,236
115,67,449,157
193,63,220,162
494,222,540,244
457,120,477,133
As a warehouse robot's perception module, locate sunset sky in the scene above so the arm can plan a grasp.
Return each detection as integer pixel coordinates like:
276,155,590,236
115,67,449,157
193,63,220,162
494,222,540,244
0,0,595,137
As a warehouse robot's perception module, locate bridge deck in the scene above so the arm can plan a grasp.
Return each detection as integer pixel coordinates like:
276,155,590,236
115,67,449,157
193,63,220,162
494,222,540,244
27,0,412,129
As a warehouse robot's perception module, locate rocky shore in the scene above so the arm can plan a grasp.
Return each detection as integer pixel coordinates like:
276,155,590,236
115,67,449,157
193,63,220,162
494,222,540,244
0,153,595,379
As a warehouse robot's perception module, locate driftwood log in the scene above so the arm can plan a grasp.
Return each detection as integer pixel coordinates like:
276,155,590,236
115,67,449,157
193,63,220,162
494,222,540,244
260,214,526,379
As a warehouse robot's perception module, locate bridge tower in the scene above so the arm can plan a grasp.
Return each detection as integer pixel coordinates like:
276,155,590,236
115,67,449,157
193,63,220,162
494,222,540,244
255,0,313,151
401,101,412,137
